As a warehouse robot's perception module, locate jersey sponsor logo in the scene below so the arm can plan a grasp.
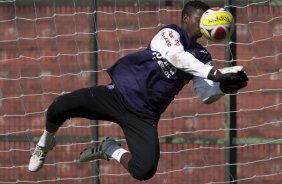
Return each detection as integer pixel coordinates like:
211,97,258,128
161,30,180,47
199,49,207,54
168,30,181,46
161,31,172,47
174,39,180,46
106,84,115,90
152,51,176,78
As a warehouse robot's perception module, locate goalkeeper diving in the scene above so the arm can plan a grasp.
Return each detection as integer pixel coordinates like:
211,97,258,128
28,1,248,181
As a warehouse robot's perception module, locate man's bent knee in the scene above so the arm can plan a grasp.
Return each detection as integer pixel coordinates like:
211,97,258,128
46,96,68,126
128,161,158,181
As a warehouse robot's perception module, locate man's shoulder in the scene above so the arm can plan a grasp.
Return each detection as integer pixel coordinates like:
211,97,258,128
195,43,208,52
159,24,183,33
195,43,212,64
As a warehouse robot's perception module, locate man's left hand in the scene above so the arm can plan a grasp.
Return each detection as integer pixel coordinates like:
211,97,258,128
219,70,248,94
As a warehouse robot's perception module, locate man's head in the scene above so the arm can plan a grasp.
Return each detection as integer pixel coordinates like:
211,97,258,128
181,1,210,40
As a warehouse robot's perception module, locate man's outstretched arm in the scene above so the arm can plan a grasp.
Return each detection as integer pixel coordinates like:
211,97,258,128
193,68,248,104
150,28,247,83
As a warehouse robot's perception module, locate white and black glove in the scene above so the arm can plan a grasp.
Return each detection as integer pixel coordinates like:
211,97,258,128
208,66,248,94
207,66,243,82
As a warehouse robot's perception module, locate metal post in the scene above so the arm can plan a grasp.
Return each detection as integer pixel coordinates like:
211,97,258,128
224,1,237,183
89,0,99,184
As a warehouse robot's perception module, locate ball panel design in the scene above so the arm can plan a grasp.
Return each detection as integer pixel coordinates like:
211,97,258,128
213,26,226,40
199,7,235,42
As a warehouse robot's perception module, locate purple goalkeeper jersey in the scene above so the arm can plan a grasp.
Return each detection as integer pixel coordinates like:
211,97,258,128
107,24,212,119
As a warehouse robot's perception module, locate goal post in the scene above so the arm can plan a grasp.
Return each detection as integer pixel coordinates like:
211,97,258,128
224,0,238,183
88,0,99,183
0,0,281,184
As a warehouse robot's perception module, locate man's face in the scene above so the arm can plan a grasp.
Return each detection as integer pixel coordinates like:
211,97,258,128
183,9,205,40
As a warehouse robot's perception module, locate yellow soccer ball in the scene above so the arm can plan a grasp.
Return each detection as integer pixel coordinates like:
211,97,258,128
200,7,235,42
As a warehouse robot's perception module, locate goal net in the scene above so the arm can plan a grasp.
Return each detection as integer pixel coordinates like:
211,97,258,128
0,0,281,183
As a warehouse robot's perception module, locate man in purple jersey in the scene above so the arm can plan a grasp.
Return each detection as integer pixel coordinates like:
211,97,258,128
29,1,248,181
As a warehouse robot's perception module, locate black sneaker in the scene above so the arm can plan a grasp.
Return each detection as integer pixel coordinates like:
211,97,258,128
79,137,121,162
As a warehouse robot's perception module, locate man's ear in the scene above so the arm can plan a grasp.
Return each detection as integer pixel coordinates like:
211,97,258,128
183,15,190,24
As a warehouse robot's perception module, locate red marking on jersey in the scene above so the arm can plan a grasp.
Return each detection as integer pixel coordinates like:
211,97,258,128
169,31,174,38
161,31,171,47
174,39,180,46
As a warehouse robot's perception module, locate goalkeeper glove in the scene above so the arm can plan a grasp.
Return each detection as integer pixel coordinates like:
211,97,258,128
207,66,244,83
219,70,248,94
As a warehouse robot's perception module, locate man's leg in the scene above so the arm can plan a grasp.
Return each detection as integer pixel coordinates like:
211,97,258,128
29,89,89,172
119,152,131,170
75,84,160,180
28,121,58,171
122,116,160,181
35,121,59,149
29,85,123,172
78,112,159,181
